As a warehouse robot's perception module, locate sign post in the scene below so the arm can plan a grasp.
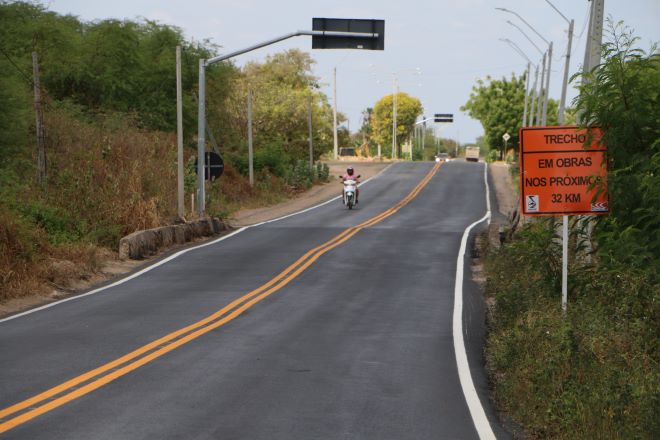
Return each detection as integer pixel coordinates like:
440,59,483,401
520,126,608,310
502,132,510,160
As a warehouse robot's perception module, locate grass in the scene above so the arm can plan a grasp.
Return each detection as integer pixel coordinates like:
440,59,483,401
484,221,659,439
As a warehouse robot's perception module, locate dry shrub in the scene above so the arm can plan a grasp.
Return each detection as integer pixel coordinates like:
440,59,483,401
0,207,49,300
43,108,177,246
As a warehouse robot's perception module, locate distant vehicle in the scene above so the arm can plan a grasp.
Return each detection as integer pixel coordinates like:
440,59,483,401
465,146,480,162
435,153,449,163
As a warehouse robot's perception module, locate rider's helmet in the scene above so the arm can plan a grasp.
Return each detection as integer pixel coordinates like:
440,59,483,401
346,166,354,176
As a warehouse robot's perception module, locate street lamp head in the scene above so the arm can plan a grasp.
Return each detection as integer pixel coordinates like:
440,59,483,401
495,7,510,12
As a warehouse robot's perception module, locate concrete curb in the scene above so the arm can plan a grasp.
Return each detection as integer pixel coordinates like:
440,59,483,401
118,218,227,260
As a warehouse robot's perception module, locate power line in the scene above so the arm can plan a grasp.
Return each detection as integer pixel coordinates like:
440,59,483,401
0,47,34,86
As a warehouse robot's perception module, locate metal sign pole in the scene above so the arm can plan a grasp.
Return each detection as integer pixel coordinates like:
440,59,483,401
562,215,568,311
195,25,382,214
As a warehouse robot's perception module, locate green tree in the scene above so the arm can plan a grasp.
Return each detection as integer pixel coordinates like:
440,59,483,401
370,92,422,157
573,21,660,265
461,73,558,155
359,107,373,142
220,49,338,168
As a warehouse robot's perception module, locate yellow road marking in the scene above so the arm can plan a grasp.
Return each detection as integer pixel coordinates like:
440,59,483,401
0,162,441,434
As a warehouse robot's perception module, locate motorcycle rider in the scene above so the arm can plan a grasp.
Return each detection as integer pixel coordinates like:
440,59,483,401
340,166,359,204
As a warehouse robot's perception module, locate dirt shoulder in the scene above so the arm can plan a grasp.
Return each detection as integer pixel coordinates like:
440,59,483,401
0,160,390,319
489,161,517,217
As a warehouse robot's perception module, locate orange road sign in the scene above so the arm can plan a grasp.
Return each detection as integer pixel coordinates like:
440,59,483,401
520,126,608,216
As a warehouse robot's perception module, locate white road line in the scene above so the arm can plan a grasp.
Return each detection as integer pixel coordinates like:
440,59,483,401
0,164,394,324
452,162,496,439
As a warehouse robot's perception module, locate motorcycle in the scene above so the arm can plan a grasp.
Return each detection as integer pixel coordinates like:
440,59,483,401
341,175,360,210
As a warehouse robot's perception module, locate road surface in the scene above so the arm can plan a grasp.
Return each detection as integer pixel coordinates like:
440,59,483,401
0,162,509,439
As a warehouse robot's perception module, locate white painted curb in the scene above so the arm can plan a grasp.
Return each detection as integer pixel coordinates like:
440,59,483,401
452,162,496,439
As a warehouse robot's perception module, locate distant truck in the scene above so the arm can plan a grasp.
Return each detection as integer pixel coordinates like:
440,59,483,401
465,146,480,162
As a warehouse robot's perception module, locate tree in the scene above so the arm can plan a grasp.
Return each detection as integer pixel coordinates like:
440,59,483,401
359,107,373,142
573,20,660,265
370,92,422,157
461,73,558,155
218,49,338,171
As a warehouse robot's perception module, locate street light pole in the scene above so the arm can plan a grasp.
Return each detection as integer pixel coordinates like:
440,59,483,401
504,19,548,126
544,0,575,125
536,52,546,125
499,38,533,127
499,7,553,126
523,61,531,127
542,41,553,125
529,64,539,126
195,27,381,214
333,67,338,159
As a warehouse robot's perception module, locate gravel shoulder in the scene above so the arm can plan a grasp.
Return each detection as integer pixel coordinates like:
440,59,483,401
489,161,517,217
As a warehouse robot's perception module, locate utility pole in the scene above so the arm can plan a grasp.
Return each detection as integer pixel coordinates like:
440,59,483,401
333,67,338,159
247,88,254,186
32,52,46,187
392,75,398,159
176,46,184,218
584,0,605,75
308,93,313,169
567,0,604,312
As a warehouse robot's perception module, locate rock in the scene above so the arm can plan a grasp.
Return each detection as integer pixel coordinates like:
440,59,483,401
118,217,229,260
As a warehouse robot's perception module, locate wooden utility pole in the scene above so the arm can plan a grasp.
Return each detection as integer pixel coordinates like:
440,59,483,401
176,46,184,219
32,52,46,187
308,93,313,169
247,88,254,186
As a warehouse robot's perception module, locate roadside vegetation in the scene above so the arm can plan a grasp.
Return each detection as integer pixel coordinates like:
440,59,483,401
475,22,658,438
0,1,333,301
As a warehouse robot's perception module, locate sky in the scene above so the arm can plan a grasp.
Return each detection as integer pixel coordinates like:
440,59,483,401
47,0,659,144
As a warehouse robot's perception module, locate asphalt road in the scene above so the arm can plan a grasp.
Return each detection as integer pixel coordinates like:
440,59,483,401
0,161,509,439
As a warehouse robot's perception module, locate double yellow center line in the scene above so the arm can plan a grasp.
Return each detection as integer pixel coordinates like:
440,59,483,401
0,162,441,434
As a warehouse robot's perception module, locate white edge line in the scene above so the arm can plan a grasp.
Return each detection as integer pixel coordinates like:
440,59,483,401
0,163,394,324
452,162,496,440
